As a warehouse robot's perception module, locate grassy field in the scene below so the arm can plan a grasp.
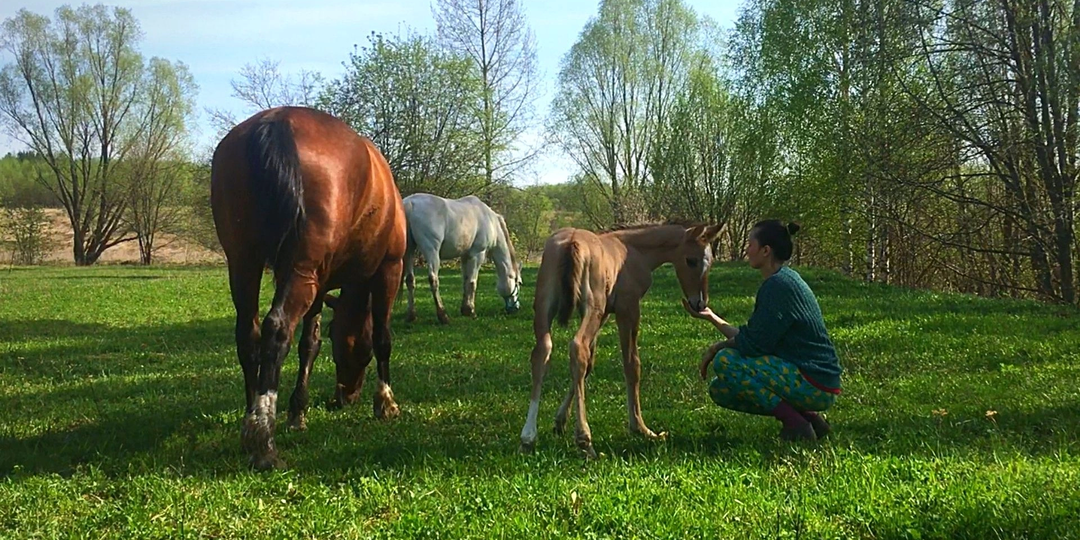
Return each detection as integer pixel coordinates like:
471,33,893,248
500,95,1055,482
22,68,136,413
1,263,1078,538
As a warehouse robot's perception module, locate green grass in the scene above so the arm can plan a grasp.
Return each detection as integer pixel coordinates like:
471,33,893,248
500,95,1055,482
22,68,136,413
1,262,1079,538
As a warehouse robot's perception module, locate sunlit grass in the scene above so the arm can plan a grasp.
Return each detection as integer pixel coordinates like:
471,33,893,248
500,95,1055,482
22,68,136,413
1,263,1078,538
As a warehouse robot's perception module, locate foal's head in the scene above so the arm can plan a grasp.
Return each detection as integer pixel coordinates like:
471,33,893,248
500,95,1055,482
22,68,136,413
672,224,724,312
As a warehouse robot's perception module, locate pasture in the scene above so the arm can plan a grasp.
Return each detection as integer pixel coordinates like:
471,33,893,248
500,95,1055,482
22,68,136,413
1,263,1078,538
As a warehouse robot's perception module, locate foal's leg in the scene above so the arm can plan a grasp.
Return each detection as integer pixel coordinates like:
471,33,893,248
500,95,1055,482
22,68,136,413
422,247,450,324
242,270,320,470
519,293,555,453
370,258,404,419
404,244,418,323
460,252,482,317
287,296,324,431
617,303,664,439
569,309,606,458
228,259,262,414
554,327,599,435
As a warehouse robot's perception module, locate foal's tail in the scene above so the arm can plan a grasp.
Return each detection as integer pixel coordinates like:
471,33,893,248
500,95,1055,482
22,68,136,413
246,116,306,278
554,238,585,327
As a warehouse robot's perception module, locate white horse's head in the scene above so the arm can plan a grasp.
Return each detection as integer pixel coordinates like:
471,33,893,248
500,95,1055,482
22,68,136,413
497,260,523,313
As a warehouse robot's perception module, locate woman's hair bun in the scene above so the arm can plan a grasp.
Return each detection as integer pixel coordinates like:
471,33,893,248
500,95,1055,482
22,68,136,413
786,222,801,236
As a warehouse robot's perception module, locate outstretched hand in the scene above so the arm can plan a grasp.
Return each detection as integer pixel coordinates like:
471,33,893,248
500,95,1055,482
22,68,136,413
682,298,716,320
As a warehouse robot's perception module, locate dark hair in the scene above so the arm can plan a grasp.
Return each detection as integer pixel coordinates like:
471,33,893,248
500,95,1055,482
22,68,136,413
750,220,800,261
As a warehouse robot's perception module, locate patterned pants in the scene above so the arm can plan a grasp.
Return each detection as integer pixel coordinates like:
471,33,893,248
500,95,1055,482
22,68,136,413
708,348,837,415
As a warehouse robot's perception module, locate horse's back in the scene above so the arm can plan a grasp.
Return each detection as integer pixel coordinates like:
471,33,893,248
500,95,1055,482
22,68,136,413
212,106,405,279
404,193,494,257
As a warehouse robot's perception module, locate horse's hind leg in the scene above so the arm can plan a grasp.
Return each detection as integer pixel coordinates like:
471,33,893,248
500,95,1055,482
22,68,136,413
520,308,554,453
404,244,418,323
287,296,324,431
554,332,597,435
422,247,450,324
569,309,605,459
370,257,404,420
460,253,481,317
242,271,320,470
228,259,263,414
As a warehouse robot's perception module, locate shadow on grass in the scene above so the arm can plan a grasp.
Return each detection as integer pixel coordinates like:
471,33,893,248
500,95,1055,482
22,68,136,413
1,263,1078,479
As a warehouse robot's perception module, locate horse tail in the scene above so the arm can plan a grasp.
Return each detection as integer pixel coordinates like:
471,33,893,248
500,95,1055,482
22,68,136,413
555,238,584,327
246,117,305,277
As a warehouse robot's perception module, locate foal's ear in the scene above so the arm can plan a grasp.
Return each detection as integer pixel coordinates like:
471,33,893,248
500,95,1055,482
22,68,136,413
323,293,339,310
684,224,707,242
704,224,724,241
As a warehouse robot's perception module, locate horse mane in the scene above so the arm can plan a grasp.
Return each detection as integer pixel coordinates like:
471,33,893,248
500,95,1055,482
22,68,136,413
597,218,704,235
497,214,518,265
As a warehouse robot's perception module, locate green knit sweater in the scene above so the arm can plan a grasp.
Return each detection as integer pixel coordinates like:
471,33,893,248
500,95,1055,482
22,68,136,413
734,266,842,390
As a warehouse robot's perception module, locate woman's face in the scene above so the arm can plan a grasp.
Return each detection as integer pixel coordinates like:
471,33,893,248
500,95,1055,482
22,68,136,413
745,233,770,270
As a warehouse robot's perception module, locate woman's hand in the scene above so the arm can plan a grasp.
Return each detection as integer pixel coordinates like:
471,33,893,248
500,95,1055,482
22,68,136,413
683,298,718,321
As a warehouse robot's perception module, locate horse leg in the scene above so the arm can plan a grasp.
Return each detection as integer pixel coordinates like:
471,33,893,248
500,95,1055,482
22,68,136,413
423,247,450,325
331,286,373,408
617,303,664,440
370,258,404,420
242,271,319,471
569,309,606,459
404,244,417,323
554,319,600,435
287,297,324,431
519,302,555,453
228,260,262,414
460,253,481,317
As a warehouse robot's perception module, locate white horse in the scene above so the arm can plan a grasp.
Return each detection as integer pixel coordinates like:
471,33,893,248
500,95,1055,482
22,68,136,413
403,193,523,324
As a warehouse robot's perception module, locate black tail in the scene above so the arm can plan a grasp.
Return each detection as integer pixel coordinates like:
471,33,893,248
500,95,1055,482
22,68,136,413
246,118,305,277
555,240,581,327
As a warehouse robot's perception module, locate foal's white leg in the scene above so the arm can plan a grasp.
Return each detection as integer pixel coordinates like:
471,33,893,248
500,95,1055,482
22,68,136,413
520,329,553,453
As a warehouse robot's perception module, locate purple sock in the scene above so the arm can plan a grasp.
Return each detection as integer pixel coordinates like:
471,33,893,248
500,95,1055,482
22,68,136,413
772,401,811,430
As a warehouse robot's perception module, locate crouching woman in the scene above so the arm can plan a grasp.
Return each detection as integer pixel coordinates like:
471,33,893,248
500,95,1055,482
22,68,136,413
685,220,842,441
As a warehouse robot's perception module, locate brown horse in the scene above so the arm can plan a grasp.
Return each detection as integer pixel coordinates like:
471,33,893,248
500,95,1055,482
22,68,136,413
211,106,407,470
518,222,723,457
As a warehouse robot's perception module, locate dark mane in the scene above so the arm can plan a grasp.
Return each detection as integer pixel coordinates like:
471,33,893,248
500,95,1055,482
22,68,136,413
598,218,704,235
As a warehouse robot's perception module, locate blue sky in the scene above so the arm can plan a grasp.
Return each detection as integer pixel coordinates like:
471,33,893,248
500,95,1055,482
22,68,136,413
1,0,742,185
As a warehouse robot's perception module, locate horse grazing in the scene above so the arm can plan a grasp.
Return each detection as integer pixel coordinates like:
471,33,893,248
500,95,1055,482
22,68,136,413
402,193,523,324
211,106,407,470
519,222,723,457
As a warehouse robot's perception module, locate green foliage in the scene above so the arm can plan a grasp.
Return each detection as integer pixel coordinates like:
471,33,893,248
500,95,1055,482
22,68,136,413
487,184,554,260
0,205,55,265
318,31,487,198
0,6,197,265
0,264,1078,537
0,153,54,208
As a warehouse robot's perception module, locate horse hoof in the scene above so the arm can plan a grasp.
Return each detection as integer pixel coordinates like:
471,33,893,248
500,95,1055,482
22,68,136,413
519,441,536,454
552,416,570,434
577,442,597,460
406,312,417,323
375,401,400,420
250,452,285,471
287,415,307,431
437,313,450,325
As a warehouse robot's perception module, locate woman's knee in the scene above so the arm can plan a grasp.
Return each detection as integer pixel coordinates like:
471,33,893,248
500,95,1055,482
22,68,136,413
711,347,747,378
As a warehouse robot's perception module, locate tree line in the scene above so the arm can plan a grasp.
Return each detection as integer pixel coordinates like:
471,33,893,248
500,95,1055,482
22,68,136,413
2,1,1077,306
